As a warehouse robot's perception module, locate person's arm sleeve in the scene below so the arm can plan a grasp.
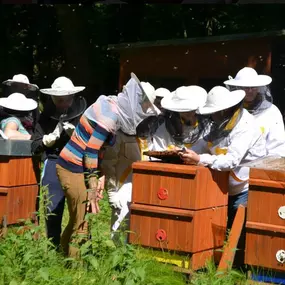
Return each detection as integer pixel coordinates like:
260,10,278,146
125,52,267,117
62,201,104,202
266,110,285,156
83,124,113,174
1,118,31,140
198,127,264,171
1,117,20,130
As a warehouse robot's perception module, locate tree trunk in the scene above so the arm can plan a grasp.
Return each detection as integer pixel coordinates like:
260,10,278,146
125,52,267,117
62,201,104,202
55,5,95,97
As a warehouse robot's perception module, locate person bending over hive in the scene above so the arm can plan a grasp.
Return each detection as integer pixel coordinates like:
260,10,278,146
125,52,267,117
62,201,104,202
151,85,209,151
55,73,160,258
0,93,38,140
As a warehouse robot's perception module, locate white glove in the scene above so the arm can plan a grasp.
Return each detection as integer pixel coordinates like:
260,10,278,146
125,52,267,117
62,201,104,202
53,122,63,139
108,182,132,210
63,122,75,137
110,183,132,234
42,122,63,147
43,133,58,147
108,191,122,209
111,204,130,234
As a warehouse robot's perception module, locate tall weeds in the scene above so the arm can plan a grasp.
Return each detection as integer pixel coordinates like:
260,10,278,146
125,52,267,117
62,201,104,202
0,186,186,285
0,184,251,285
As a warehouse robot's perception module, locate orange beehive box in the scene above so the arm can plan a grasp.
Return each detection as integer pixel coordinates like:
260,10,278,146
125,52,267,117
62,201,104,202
0,185,39,225
0,156,39,187
0,156,40,226
245,157,285,273
129,161,229,270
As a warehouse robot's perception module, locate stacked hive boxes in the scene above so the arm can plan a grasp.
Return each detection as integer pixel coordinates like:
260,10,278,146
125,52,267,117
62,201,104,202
245,158,285,282
0,140,40,226
129,161,229,270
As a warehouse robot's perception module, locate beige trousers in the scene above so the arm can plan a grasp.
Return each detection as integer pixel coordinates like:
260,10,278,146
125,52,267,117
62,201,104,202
56,164,88,258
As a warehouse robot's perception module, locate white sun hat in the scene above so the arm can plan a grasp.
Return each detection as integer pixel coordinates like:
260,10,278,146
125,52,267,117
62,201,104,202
154,87,171,98
161,85,207,113
40,76,85,96
130,72,160,113
0,93,38,111
198,86,245,115
224,67,272,87
2,74,39,91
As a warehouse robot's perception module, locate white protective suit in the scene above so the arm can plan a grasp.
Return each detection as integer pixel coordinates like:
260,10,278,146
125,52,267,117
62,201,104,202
101,131,151,236
151,118,208,151
100,78,158,238
151,122,195,151
192,109,267,196
254,104,285,156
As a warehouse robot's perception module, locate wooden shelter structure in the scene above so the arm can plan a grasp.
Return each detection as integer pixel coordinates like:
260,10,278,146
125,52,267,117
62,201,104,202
108,30,285,114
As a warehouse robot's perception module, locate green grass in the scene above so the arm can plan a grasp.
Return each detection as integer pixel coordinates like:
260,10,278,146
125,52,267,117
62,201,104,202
0,186,252,285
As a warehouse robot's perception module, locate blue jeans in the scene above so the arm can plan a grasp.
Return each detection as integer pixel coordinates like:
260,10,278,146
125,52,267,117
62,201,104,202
227,191,248,267
42,159,65,249
227,190,248,229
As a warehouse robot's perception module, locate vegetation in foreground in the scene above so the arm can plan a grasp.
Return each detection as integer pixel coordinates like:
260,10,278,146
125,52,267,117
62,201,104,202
0,188,250,285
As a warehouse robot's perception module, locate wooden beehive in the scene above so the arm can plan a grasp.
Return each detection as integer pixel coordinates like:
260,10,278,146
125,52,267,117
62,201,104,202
0,154,40,226
245,157,285,280
129,161,229,270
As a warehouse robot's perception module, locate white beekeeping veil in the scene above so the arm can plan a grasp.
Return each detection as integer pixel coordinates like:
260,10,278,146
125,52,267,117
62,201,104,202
111,73,161,135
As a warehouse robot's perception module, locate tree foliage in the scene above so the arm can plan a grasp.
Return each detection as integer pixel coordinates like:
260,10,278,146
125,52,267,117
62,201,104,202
1,4,285,101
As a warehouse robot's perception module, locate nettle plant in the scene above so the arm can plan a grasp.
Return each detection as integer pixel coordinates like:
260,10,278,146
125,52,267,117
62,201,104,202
0,165,248,285
0,178,186,285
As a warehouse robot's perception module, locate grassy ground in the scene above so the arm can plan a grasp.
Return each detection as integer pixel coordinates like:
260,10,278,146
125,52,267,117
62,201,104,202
0,186,253,285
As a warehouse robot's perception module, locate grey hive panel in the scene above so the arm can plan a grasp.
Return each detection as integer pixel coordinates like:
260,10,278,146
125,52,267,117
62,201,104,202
0,139,32,157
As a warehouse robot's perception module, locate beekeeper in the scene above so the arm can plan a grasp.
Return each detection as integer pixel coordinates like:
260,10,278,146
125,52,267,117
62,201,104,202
138,86,171,133
2,74,39,96
179,86,266,228
136,87,172,151
2,74,40,133
31,76,87,249
0,93,38,140
154,87,171,111
179,86,267,267
151,86,208,151
224,67,285,156
100,78,164,242
55,73,160,257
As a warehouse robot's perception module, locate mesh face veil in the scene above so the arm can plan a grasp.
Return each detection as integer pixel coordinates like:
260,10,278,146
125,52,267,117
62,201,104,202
111,78,160,136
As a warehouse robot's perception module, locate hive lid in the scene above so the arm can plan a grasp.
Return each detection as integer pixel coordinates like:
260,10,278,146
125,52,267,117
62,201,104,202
240,155,285,171
0,139,32,157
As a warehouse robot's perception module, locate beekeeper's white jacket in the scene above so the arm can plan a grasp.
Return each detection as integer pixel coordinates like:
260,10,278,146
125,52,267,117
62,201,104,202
101,130,151,234
101,130,150,193
192,109,267,196
151,122,198,151
254,104,285,156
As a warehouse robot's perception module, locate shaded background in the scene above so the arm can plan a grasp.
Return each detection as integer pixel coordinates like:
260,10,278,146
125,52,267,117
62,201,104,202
1,4,285,105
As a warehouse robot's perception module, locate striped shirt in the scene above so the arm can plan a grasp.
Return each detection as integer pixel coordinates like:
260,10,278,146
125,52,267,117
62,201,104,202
57,95,118,174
